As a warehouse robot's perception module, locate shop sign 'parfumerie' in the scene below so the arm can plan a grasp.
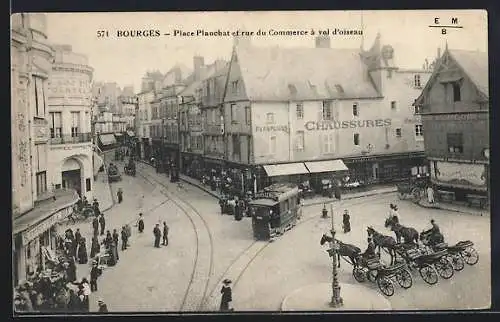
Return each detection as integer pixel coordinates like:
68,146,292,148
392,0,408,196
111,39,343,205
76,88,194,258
305,119,392,131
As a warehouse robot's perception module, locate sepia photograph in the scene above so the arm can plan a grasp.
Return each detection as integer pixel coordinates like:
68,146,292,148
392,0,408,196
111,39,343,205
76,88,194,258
11,10,490,313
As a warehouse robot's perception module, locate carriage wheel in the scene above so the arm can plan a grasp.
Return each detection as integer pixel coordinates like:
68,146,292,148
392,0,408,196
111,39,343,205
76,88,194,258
367,269,378,282
462,247,479,265
419,264,438,285
448,254,465,271
435,257,454,279
352,268,366,283
396,269,413,289
377,276,395,297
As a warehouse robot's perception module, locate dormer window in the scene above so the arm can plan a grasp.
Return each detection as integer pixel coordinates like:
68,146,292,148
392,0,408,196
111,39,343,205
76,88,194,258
414,75,421,88
452,82,461,102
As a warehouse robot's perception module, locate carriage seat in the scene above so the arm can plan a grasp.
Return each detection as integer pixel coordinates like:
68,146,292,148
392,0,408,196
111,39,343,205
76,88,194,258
433,242,448,250
365,257,383,270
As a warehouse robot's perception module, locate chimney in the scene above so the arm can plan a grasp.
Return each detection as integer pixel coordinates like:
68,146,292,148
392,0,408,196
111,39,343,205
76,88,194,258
315,36,330,48
193,56,205,81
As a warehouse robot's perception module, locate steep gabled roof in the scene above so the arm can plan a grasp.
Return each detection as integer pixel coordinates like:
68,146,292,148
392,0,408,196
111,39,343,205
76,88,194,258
449,49,488,97
234,46,380,101
414,49,488,105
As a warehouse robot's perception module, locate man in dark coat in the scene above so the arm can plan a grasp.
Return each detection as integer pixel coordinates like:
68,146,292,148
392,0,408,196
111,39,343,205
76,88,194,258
153,224,162,248
90,261,102,292
75,228,82,246
220,279,233,312
121,226,128,250
78,238,88,264
92,216,99,237
117,188,123,204
97,299,108,312
93,199,100,216
90,235,100,258
112,229,120,260
342,209,351,233
99,214,106,236
162,222,169,246
137,213,145,233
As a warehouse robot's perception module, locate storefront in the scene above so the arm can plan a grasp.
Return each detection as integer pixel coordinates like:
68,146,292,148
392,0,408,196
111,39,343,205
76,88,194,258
98,133,117,152
13,190,78,286
142,138,152,160
181,152,204,178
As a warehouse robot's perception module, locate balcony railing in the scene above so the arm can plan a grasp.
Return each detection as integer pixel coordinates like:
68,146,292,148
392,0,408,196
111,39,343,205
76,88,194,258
49,133,92,145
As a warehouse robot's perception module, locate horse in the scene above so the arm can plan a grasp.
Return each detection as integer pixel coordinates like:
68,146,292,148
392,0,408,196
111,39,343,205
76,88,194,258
320,234,361,268
384,216,419,245
366,226,398,265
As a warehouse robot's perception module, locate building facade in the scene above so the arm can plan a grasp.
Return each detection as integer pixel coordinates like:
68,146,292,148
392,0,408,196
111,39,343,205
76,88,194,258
415,48,489,204
47,44,94,199
12,13,79,286
220,34,432,192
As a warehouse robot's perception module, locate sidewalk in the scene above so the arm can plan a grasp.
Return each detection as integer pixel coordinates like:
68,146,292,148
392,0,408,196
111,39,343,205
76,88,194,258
92,169,115,212
280,282,392,311
416,199,488,217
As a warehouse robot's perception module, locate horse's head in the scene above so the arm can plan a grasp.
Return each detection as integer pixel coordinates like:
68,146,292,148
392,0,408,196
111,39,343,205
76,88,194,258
320,234,330,246
367,226,374,236
419,231,430,244
384,217,393,228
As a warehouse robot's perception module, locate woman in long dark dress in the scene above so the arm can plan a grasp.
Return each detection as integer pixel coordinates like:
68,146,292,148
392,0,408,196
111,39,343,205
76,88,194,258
137,213,145,233
220,279,233,312
90,236,100,258
78,238,88,264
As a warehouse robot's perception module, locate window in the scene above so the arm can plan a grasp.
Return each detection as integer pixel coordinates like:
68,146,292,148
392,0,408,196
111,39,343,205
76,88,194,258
34,77,45,117
49,112,62,138
395,128,402,137
245,106,251,125
353,133,360,146
86,178,91,192
36,171,47,196
322,133,335,153
71,112,80,137
391,101,397,110
352,103,359,116
414,105,422,114
296,103,304,119
414,75,421,88
230,104,237,122
269,136,277,154
447,133,463,153
266,113,275,124
415,124,423,137
322,101,332,120
452,82,461,102
296,131,305,151
232,80,239,94
232,135,240,155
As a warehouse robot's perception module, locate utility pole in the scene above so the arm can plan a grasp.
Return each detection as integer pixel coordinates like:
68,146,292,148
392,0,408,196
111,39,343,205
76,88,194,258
329,184,343,308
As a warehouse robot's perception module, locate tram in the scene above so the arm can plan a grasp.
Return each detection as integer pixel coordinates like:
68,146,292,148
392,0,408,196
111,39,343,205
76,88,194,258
249,183,302,241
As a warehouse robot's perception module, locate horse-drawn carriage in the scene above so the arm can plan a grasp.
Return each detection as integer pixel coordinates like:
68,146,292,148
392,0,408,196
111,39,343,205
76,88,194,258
108,163,122,182
420,230,479,269
124,159,136,176
396,171,429,203
249,183,301,241
320,234,413,297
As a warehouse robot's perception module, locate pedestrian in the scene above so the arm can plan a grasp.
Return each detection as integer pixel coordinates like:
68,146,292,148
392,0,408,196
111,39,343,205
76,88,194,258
75,228,82,246
90,261,102,292
67,258,77,282
67,289,81,312
93,198,100,216
427,185,435,204
137,213,145,233
219,197,226,215
121,226,128,251
220,279,233,312
322,204,328,218
99,214,106,236
97,298,108,312
342,209,351,233
90,235,100,258
78,238,88,264
117,188,123,204
112,229,120,261
162,222,169,246
92,215,99,237
104,230,113,248
153,223,162,248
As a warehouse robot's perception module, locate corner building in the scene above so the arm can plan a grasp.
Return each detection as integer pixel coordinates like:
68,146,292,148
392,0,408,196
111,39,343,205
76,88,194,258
414,48,489,206
47,44,94,199
222,34,432,191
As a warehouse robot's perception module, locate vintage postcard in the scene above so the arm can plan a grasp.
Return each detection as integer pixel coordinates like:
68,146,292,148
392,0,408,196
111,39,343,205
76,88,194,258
11,10,489,313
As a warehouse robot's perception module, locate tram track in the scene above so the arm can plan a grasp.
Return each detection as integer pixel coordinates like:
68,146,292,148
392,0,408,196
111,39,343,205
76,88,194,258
136,166,214,312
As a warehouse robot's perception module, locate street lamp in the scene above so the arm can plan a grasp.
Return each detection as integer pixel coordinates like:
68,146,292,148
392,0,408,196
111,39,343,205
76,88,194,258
329,184,343,308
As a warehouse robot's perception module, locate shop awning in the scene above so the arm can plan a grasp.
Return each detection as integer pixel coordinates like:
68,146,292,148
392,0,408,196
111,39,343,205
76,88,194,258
263,162,309,177
126,130,135,137
304,159,348,174
114,133,123,137
99,134,116,146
